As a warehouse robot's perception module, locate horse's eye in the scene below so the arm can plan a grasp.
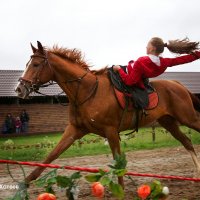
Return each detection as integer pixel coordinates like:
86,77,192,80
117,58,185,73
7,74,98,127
33,63,39,67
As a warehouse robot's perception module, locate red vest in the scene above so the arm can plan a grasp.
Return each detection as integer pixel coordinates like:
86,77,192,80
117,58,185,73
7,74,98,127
119,52,200,89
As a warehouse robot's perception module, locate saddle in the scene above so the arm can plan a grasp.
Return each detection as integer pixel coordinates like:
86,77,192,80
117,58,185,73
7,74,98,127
108,66,159,132
108,66,158,110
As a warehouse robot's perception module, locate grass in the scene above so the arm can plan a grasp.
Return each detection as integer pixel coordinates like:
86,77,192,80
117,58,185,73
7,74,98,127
0,126,200,161
0,133,62,145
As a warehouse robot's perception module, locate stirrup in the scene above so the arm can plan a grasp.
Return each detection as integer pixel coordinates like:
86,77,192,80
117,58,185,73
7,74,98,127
142,109,148,116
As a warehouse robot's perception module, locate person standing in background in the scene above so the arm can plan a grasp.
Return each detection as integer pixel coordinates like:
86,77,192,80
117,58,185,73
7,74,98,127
4,113,15,134
20,109,30,133
15,116,22,133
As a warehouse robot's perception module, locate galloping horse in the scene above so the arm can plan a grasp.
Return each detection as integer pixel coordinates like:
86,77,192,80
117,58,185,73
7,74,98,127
15,41,200,185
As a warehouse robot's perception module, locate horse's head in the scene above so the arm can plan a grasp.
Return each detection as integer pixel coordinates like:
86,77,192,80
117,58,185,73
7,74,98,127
15,41,54,99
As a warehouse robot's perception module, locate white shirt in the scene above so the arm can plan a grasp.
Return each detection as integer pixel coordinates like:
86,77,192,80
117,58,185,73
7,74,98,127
148,54,161,66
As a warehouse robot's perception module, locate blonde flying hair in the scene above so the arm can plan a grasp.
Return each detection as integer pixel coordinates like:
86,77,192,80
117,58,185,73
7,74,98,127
150,37,199,55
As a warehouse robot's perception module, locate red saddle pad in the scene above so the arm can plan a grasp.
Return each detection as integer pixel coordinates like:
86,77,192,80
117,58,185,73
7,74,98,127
114,88,159,110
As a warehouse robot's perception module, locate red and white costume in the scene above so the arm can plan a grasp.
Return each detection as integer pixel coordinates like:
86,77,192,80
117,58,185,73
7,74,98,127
118,52,200,89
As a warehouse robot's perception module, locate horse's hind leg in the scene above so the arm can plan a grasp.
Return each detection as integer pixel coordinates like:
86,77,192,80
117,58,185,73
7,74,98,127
178,111,200,134
158,115,200,176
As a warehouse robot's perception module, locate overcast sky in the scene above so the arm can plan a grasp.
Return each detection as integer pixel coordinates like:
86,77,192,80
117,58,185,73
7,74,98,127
0,0,200,72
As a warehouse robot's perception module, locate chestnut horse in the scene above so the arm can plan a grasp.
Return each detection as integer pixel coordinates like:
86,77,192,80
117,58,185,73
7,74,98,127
15,41,200,185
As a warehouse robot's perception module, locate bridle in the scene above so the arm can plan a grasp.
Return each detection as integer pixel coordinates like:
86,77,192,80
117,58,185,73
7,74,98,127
18,50,99,106
18,51,55,96
65,69,98,107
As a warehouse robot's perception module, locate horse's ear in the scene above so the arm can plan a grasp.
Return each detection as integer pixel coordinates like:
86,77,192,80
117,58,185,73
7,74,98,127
30,43,37,53
37,41,44,54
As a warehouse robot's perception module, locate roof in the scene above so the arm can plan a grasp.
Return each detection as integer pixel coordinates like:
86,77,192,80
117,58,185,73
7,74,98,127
151,72,200,94
0,70,200,97
0,70,64,97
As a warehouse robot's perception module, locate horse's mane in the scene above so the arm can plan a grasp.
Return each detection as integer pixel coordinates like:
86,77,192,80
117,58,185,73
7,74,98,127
49,45,89,69
49,45,108,74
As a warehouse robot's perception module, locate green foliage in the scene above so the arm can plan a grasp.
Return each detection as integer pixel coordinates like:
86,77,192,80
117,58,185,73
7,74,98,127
41,136,55,147
149,180,163,199
34,169,57,193
5,150,170,200
134,180,169,200
85,153,127,199
13,182,29,200
100,176,111,185
57,172,81,199
34,170,81,200
3,139,15,147
109,181,124,200
108,152,127,170
85,173,102,182
6,192,29,200
6,174,29,199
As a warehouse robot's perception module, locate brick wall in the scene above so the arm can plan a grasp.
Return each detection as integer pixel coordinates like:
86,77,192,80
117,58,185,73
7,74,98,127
0,104,69,134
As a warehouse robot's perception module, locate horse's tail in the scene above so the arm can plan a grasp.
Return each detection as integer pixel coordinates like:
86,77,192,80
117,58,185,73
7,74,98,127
173,80,200,112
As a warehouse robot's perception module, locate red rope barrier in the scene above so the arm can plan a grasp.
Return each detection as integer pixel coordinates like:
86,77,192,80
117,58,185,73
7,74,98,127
1,159,200,182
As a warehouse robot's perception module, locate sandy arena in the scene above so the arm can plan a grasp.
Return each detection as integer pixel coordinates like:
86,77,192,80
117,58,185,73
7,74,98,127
1,146,200,200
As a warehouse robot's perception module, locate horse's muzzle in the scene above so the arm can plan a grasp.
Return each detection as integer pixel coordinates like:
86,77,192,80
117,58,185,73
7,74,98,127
15,81,32,99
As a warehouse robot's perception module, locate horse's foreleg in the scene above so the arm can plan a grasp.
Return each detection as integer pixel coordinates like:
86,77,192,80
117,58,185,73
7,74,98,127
25,124,84,183
158,115,200,176
105,127,124,187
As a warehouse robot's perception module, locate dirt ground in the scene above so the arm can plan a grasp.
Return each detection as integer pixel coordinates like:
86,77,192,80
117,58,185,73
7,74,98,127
1,146,200,200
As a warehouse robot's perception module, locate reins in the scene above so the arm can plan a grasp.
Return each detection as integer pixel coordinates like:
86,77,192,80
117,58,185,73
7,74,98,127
34,89,68,106
64,69,98,107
